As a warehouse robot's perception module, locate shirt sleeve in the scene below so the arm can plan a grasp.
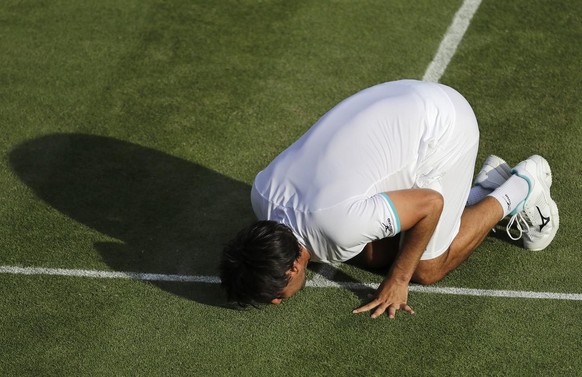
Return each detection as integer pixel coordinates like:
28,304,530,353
376,193,401,235
314,192,401,252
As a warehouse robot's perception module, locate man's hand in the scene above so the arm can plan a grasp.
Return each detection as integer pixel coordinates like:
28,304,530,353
352,279,414,319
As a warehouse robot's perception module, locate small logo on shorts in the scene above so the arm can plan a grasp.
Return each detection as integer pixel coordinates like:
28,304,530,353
381,219,393,234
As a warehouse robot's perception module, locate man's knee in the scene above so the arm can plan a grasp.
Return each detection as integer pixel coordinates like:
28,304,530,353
412,268,444,286
412,255,448,286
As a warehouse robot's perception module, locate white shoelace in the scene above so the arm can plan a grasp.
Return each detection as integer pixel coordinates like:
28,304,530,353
506,212,531,240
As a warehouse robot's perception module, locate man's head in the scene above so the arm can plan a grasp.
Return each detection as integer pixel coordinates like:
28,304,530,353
220,221,309,307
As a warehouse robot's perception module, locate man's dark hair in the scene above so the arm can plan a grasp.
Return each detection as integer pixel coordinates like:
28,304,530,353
219,220,301,307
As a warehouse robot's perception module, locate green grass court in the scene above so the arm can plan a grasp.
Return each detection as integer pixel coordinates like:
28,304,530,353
1,0,581,375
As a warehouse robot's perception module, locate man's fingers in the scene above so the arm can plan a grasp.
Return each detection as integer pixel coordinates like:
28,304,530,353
352,299,381,314
354,301,415,319
388,305,397,319
386,304,415,319
403,304,415,315
370,303,389,319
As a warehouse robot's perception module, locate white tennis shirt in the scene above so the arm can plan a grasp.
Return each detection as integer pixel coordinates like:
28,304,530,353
251,80,462,262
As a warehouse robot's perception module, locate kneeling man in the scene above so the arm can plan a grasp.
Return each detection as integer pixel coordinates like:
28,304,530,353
220,80,559,318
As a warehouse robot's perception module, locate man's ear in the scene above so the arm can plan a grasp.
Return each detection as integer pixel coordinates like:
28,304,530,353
289,260,300,274
289,248,309,275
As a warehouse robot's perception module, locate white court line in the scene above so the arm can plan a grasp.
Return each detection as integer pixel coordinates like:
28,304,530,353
422,0,482,82
310,262,340,285
2,265,581,301
0,265,220,284
309,280,582,301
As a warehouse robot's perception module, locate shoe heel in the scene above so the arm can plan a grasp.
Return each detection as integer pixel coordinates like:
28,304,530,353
530,154,552,188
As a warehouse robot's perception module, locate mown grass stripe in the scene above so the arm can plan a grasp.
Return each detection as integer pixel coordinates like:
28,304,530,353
2,265,580,301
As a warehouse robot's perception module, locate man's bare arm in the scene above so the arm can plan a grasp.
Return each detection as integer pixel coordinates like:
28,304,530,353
353,188,443,318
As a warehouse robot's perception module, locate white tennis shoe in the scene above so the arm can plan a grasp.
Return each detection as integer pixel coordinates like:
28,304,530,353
507,155,559,251
474,154,512,190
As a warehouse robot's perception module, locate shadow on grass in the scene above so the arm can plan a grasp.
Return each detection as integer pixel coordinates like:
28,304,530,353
9,133,255,307
488,219,523,248
307,262,379,303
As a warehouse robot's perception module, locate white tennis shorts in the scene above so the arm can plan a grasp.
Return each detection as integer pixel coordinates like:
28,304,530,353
417,84,479,260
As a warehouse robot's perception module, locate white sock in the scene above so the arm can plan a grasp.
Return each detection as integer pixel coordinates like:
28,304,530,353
487,174,530,218
466,185,492,206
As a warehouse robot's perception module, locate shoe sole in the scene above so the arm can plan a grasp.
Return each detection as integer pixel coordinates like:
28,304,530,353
512,155,552,210
531,154,552,188
525,198,559,251
475,154,511,187
518,155,559,251
484,154,507,169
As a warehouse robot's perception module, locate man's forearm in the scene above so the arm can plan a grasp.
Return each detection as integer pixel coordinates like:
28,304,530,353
384,188,444,283
386,202,442,284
